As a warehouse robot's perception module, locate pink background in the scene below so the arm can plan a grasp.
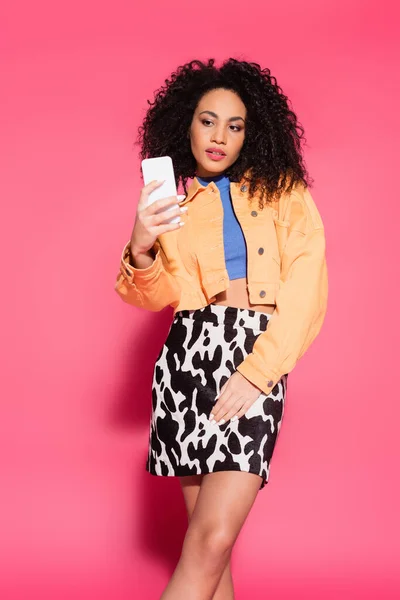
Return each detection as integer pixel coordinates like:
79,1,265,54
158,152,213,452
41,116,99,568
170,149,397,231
1,1,399,598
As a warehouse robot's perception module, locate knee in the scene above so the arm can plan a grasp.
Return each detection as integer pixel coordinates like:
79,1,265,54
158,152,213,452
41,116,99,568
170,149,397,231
183,525,235,565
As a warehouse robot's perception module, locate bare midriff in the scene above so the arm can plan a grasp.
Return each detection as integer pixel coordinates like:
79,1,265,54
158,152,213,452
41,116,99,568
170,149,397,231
212,277,275,315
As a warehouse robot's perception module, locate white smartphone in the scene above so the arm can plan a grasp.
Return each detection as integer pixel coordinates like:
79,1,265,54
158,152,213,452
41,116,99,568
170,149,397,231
141,156,180,224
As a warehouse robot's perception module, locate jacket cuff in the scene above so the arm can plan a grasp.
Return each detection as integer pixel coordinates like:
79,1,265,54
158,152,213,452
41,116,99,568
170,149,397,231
236,354,281,396
120,240,162,283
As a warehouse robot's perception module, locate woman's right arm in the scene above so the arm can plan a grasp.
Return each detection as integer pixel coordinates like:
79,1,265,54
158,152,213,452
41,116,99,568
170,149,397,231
115,180,187,311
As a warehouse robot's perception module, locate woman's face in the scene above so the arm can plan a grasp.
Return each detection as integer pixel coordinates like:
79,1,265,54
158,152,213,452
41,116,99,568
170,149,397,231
189,88,246,178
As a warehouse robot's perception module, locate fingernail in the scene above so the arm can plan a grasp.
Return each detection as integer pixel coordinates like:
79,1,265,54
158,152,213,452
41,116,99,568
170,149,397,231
209,413,215,421
211,419,216,425
231,416,238,422
219,419,226,425
177,194,186,201
180,206,188,212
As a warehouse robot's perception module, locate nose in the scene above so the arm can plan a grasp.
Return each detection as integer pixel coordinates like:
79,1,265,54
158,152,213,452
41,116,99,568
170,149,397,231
211,124,227,145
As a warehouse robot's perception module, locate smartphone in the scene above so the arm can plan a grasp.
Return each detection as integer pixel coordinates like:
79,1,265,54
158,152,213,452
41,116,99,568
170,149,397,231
141,156,180,224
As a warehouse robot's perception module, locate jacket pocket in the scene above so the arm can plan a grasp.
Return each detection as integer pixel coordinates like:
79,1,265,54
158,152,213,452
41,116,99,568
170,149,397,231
273,218,290,263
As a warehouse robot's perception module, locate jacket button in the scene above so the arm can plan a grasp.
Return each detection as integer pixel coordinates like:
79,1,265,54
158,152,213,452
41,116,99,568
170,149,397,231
267,380,274,387
240,184,248,192
259,290,266,298
251,210,258,217
258,247,264,255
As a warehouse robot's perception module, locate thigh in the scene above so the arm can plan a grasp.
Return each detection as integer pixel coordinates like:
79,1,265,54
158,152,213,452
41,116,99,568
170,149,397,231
188,471,261,542
179,475,204,521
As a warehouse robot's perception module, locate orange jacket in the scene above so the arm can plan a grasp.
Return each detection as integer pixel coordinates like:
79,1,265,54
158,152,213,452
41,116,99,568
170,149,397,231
115,175,328,395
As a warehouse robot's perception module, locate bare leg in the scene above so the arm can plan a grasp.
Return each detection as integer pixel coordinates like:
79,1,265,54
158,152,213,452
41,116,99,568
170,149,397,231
160,471,262,600
178,475,234,600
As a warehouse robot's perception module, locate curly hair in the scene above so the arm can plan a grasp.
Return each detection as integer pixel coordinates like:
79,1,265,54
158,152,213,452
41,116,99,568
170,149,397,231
136,58,313,207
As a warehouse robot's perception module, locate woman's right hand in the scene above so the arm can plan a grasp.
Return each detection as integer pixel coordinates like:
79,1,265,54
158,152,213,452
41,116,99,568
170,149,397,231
130,180,187,256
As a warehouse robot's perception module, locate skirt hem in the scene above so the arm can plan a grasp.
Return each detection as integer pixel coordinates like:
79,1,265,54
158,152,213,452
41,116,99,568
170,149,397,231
145,464,268,490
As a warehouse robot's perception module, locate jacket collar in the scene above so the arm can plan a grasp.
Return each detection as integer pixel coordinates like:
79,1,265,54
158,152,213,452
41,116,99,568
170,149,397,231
179,170,252,206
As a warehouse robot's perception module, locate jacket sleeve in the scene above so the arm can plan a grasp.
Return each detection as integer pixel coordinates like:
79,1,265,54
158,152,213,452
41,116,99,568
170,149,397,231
236,185,328,395
114,239,181,311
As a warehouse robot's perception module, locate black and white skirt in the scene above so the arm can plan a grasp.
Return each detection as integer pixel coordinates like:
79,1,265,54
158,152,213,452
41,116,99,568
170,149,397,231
146,303,287,490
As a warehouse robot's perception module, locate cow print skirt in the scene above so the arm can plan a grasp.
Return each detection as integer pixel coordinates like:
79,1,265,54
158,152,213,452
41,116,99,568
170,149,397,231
146,303,287,491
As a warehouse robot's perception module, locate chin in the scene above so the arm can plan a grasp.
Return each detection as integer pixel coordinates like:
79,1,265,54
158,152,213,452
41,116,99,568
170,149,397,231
196,160,229,177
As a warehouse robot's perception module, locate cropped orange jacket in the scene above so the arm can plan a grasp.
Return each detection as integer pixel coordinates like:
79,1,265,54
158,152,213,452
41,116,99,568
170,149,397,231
115,175,328,396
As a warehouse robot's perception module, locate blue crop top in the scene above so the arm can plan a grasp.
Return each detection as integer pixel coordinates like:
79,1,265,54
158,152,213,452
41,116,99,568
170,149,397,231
196,174,247,280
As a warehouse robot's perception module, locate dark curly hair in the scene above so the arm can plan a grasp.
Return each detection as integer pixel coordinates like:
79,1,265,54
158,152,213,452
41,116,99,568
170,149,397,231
136,58,313,207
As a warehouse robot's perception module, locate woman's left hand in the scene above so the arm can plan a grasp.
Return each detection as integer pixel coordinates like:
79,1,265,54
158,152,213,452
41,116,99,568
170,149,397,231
209,371,263,425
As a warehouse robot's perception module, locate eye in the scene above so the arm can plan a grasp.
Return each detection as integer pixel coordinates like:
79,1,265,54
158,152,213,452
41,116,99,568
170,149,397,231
230,125,242,132
201,119,214,126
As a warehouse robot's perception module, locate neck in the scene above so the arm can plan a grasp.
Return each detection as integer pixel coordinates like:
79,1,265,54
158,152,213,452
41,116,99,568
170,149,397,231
196,173,228,182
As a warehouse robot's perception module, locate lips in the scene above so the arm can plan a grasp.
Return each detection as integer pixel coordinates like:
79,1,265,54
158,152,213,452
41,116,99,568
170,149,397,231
205,148,226,162
205,148,226,157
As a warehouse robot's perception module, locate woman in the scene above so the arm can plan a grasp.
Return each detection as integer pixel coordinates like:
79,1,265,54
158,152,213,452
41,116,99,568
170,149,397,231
115,58,328,600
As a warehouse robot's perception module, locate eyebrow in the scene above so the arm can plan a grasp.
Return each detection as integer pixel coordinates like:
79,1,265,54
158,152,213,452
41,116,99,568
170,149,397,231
199,110,245,123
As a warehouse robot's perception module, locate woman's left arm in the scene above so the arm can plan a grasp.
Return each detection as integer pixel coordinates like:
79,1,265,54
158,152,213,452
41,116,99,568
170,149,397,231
236,185,328,395
210,185,328,424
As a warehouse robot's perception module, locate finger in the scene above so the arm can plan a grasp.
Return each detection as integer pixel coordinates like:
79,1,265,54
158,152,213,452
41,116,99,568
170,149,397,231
142,179,165,191
152,221,185,237
210,394,240,424
217,398,247,424
216,379,229,399
149,204,187,226
138,179,165,203
221,399,252,424
209,393,232,423
138,180,168,210
210,386,231,419
208,378,230,421
144,194,183,216
154,220,185,235
231,402,254,422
